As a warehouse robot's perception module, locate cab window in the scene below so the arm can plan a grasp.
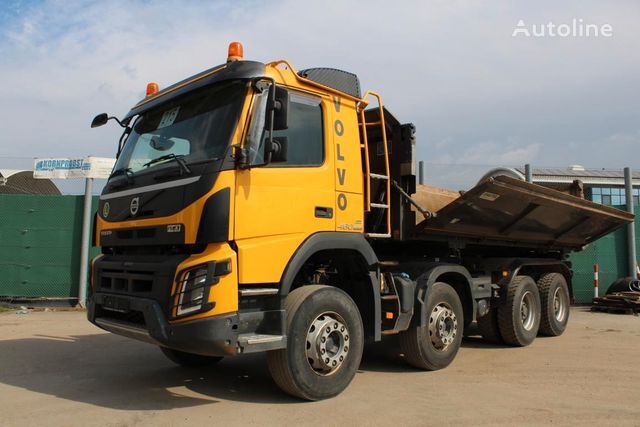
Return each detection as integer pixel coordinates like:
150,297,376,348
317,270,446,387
268,91,324,167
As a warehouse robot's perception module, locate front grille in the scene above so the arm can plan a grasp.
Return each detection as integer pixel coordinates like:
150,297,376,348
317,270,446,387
99,268,155,295
114,228,157,240
116,230,134,239
93,252,191,316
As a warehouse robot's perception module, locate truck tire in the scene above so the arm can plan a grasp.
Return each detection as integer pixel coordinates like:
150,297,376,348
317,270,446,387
159,347,223,367
477,308,503,344
399,282,463,370
537,273,570,336
498,275,540,346
267,285,364,400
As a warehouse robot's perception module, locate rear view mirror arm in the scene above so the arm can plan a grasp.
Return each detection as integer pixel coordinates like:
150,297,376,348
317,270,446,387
109,116,127,128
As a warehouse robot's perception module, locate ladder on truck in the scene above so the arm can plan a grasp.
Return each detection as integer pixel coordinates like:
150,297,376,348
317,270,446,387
358,91,391,238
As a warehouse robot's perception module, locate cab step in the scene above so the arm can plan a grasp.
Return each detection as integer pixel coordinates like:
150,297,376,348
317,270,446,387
239,287,279,297
237,334,286,353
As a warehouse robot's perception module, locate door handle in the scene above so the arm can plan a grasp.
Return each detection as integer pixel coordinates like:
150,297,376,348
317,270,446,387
315,206,333,219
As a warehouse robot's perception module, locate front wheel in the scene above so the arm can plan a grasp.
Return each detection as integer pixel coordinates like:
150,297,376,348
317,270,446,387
399,282,464,370
267,285,364,400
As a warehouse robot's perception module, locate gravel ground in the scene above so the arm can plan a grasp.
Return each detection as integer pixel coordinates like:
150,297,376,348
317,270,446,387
1,307,639,426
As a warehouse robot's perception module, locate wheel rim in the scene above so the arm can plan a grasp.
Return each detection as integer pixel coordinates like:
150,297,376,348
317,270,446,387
428,303,458,351
305,312,349,376
520,291,536,331
553,287,567,322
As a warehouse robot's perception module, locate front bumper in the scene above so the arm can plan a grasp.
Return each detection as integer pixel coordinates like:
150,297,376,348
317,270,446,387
88,292,286,357
88,293,239,356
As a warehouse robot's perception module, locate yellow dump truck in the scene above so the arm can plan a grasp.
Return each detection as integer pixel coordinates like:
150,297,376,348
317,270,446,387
88,42,633,400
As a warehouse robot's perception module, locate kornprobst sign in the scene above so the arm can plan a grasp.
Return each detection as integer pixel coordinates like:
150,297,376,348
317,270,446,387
33,157,116,179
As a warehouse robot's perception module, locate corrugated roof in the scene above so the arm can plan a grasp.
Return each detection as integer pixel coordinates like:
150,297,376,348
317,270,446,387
0,170,61,195
515,167,640,186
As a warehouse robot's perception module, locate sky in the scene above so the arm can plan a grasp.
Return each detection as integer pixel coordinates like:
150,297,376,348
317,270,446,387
0,0,639,192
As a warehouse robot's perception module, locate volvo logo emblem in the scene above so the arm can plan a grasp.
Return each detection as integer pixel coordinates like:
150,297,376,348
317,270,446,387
102,202,110,218
130,197,140,216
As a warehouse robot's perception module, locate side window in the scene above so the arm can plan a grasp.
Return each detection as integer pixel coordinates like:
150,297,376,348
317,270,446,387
268,91,324,167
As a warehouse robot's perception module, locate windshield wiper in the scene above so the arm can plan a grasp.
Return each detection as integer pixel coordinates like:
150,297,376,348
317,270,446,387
187,157,222,167
152,156,223,181
110,167,133,178
108,167,134,189
143,154,191,175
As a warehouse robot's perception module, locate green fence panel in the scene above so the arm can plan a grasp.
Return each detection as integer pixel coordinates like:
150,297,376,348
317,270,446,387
0,196,636,302
0,194,99,299
570,204,639,303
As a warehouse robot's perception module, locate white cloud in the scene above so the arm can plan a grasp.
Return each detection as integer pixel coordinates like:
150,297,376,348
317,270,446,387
605,130,640,147
458,141,541,165
0,0,638,193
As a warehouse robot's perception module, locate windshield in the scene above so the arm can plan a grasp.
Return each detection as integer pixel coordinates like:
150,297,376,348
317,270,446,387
113,80,246,174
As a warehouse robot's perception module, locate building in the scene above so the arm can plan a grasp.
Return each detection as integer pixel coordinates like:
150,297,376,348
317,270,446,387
0,170,61,195
517,165,639,206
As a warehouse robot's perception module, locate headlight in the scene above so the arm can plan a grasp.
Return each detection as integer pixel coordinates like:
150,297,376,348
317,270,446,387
172,260,231,318
175,265,209,316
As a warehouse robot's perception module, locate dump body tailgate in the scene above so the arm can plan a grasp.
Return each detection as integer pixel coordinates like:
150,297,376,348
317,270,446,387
415,176,634,250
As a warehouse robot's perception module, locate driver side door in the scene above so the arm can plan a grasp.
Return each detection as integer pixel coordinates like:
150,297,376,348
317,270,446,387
234,88,335,285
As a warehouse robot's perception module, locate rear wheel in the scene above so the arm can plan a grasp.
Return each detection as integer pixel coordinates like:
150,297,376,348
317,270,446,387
477,307,503,344
498,275,540,346
399,282,464,370
537,273,570,336
267,285,364,400
159,347,223,368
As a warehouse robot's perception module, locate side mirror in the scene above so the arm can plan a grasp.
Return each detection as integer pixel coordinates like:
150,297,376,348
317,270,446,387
268,136,288,163
266,86,289,131
273,86,289,131
91,113,109,128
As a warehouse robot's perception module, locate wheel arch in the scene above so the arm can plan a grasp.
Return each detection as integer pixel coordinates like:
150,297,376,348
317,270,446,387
278,232,381,341
414,264,476,328
511,261,573,301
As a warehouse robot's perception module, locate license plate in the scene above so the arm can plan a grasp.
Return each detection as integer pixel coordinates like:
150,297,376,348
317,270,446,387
102,295,131,312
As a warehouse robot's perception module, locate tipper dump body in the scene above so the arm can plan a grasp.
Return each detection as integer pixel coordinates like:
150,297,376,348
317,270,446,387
413,175,634,250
